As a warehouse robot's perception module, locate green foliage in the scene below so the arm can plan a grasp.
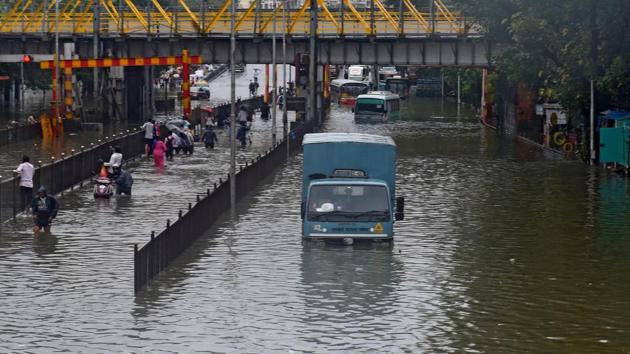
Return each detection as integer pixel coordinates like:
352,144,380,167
0,63,50,91
450,0,630,114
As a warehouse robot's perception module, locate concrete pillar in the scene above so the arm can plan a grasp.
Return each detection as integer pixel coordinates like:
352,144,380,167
372,64,379,89
125,67,144,122
144,65,151,121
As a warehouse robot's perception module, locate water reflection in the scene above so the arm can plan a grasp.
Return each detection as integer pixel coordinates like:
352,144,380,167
299,243,403,350
32,233,58,257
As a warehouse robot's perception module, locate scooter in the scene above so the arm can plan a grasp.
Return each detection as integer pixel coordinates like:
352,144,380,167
93,165,114,198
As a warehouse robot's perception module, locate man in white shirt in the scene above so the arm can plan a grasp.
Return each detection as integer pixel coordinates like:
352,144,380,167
103,145,123,175
141,119,155,157
14,155,34,214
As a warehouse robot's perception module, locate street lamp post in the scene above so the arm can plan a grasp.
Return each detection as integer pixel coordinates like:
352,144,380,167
283,0,288,157
54,0,60,121
271,0,277,146
229,0,236,211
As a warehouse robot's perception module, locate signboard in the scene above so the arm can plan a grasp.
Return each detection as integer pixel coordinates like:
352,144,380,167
286,96,306,112
544,103,567,125
0,76,9,81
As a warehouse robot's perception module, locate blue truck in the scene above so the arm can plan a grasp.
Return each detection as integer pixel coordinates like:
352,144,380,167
301,133,404,241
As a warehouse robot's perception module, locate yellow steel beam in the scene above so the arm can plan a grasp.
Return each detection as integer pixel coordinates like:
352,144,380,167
24,1,46,32
66,0,87,32
150,0,173,28
5,0,33,32
287,0,309,34
433,0,460,33
75,0,95,32
178,0,200,30
403,0,429,32
260,1,285,33
205,0,231,33
122,0,149,30
317,0,339,35
235,0,256,32
49,0,78,32
374,0,399,34
342,0,371,34
0,0,25,31
101,0,120,22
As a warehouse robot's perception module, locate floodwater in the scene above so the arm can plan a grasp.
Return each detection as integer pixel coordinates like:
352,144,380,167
1,92,630,352
0,122,131,177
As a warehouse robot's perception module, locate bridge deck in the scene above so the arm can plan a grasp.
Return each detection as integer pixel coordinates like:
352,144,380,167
0,6,475,37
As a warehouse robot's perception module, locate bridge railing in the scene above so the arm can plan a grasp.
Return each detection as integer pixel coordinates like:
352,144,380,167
0,6,471,36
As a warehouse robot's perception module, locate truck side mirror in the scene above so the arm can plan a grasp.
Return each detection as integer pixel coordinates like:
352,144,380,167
395,196,405,221
301,202,305,219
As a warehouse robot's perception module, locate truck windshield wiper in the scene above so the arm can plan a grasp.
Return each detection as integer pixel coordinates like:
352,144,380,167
351,210,389,219
309,210,356,221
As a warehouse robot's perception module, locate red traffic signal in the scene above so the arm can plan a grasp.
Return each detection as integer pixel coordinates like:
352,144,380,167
22,55,33,63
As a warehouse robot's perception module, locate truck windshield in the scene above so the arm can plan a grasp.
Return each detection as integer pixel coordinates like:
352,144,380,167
355,99,385,114
308,185,390,222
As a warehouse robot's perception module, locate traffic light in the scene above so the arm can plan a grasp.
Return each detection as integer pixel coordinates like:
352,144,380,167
22,55,33,63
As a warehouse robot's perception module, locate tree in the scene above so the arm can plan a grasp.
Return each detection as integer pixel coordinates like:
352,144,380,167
450,0,630,115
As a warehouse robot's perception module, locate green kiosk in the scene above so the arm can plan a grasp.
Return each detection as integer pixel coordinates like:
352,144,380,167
599,110,630,170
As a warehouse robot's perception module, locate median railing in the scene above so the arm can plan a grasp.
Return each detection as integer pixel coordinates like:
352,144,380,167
134,118,316,292
0,128,144,222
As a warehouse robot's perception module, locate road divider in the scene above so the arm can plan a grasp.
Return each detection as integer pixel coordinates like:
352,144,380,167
134,118,317,292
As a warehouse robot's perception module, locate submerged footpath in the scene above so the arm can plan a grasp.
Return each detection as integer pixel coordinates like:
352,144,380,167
0,116,284,336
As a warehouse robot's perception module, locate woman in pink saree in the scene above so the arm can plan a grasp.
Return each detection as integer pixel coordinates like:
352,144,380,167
153,137,167,167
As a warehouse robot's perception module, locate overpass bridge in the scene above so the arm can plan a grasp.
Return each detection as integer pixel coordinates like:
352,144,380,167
0,0,489,66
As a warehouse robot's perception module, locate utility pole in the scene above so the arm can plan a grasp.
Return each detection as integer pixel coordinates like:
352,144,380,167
54,0,60,121
230,0,236,212
20,62,24,113
271,0,277,145
457,71,461,104
590,80,596,165
93,2,100,100
309,0,317,123
283,0,289,157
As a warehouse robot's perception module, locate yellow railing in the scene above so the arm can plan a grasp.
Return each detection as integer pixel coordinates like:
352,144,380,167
0,0,469,36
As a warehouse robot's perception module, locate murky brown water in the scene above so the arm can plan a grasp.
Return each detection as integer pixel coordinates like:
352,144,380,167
1,89,629,352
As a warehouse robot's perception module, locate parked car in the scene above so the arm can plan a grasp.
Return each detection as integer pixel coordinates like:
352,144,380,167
191,83,210,99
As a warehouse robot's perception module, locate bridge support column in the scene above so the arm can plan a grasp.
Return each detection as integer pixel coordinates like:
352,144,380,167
63,67,73,119
372,64,379,89
182,49,191,119
124,67,146,122
52,66,58,119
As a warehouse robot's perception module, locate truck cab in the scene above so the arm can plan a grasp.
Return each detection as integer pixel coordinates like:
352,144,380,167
301,133,404,241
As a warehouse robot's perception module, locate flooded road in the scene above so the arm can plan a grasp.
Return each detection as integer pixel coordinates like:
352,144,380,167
1,95,630,352
0,122,131,177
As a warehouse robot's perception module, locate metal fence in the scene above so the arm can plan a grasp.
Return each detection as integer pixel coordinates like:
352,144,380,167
0,129,144,222
134,117,317,292
0,123,41,147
